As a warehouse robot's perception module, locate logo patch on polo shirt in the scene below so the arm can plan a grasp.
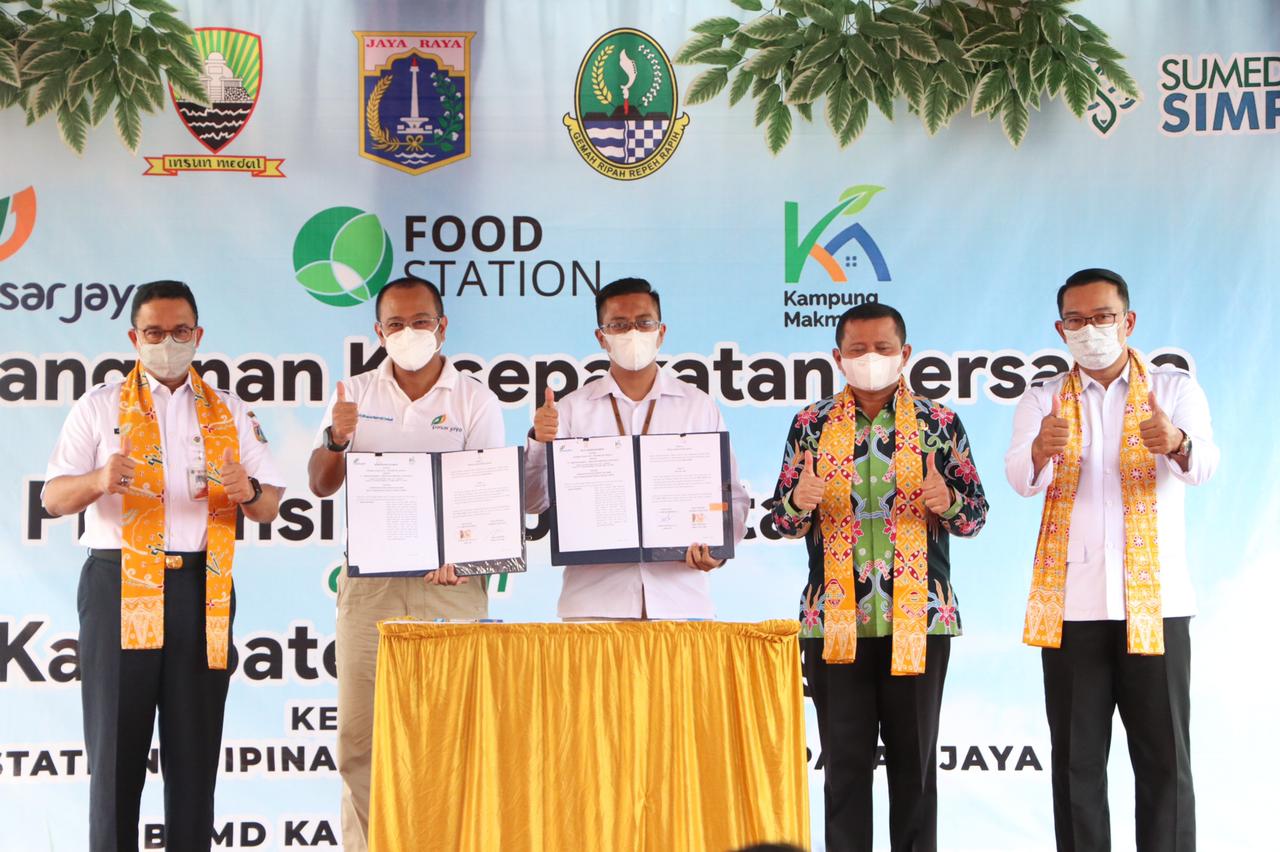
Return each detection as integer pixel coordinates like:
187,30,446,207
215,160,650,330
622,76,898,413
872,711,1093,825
430,413,462,434
247,412,268,443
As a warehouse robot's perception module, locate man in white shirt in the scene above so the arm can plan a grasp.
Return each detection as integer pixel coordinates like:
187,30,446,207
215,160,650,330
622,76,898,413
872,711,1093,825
524,277,748,619
1005,268,1218,852
307,277,504,852
42,281,285,852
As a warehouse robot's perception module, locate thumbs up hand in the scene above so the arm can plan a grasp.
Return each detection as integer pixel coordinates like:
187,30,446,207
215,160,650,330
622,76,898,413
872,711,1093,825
1139,390,1182,455
1032,394,1071,461
220,447,254,504
330,382,358,446
533,386,559,443
790,449,826,512
100,434,139,496
922,451,953,514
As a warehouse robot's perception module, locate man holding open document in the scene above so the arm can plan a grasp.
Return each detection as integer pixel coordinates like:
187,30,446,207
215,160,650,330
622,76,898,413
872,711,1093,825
306,277,505,852
524,277,749,619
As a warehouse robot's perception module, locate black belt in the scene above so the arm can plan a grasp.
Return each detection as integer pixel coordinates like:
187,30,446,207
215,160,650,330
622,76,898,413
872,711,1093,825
89,549,206,569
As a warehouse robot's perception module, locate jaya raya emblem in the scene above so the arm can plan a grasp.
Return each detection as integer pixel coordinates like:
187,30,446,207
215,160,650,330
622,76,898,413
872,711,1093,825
357,32,473,175
564,28,689,180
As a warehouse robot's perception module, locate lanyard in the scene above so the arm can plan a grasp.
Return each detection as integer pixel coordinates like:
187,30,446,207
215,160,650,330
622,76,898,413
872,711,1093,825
609,396,656,436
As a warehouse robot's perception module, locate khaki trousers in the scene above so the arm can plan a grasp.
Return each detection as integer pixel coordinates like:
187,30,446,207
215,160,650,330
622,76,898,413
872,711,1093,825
335,571,487,852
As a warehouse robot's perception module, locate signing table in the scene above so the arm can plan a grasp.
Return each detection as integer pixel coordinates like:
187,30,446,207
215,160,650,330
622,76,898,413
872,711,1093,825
367,619,809,852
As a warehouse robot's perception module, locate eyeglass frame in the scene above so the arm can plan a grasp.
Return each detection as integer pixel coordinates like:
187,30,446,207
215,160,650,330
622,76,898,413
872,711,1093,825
377,315,444,334
1058,311,1128,332
133,325,198,344
597,318,663,335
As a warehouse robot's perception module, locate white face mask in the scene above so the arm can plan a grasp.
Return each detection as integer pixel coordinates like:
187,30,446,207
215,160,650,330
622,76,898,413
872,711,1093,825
137,337,196,382
383,327,440,372
605,329,661,372
1063,323,1125,370
840,352,902,392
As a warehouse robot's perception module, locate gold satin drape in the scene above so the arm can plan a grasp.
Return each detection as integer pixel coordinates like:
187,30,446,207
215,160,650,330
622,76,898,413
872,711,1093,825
368,620,809,852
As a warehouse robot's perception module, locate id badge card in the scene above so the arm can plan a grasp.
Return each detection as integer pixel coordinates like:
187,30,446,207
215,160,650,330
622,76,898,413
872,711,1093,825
188,437,208,501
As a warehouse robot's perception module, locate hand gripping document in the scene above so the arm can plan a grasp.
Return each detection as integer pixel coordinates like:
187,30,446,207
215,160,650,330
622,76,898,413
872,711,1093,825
345,446,526,577
546,431,734,566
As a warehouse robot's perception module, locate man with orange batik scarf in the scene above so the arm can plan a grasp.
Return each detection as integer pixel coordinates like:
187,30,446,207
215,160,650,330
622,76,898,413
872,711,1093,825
42,281,285,852
768,303,988,852
1006,268,1219,852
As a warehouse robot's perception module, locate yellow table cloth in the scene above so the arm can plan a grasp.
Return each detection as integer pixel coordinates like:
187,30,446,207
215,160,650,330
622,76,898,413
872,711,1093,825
368,619,809,852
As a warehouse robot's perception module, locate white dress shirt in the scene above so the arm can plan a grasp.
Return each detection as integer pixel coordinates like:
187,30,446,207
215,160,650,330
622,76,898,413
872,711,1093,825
43,376,285,551
312,357,503,454
525,368,749,619
1005,358,1219,620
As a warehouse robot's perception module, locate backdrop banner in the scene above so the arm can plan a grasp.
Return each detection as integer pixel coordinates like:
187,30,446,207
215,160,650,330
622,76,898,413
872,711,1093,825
1,1,1276,850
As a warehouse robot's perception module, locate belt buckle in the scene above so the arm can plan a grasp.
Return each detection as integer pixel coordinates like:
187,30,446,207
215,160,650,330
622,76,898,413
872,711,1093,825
164,554,184,570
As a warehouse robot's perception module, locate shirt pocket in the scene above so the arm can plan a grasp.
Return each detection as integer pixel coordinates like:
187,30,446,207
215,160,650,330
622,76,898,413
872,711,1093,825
1067,538,1088,564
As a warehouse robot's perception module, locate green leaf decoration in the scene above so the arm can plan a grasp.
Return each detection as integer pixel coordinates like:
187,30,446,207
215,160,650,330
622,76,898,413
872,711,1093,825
118,48,159,85
147,11,194,39
972,67,1010,115
729,0,764,10
728,67,753,106
50,0,97,18
895,59,924,106
88,75,114,125
826,77,852,132
696,48,744,67
112,86,140,151
754,81,780,126
0,44,21,87
936,61,969,97
1062,65,1094,116
24,48,78,76
804,2,842,32
743,44,794,76
129,0,180,13
838,96,868,147
113,10,133,53
686,66,730,105
766,101,791,154
898,25,940,63
693,16,741,36
56,98,87,152
742,15,798,41
32,69,67,118
675,31,723,64
1096,57,1140,101
923,81,949,134
1001,92,1029,145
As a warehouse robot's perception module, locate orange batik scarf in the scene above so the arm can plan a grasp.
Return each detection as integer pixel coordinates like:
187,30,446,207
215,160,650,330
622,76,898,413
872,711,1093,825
817,378,930,674
1023,350,1163,655
119,363,240,669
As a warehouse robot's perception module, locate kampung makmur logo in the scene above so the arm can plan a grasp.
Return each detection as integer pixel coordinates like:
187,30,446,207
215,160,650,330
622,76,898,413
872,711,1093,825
785,185,891,285
293,207,394,307
0,186,36,262
143,28,284,177
357,32,473,175
564,28,689,180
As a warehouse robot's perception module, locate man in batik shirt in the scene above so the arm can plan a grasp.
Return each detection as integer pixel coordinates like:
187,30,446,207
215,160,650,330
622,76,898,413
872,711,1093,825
768,302,988,852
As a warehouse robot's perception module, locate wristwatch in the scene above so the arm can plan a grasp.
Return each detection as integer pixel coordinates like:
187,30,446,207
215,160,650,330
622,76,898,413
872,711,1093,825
1169,430,1192,458
324,426,351,453
243,476,263,505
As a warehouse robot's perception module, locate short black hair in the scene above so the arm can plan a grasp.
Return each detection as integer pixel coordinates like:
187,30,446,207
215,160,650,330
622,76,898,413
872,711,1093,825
1057,267,1130,316
595,277,661,325
374,276,444,320
835,301,906,347
131,280,198,326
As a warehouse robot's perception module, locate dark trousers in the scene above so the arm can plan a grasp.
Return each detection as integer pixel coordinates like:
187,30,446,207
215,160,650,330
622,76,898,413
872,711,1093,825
79,552,233,852
1042,617,1195,852
802,635,951,852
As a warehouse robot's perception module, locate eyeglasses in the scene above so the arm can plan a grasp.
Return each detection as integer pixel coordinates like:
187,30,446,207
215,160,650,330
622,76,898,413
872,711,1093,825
599,319,661,335
1061,312,1120,331
135,325,196,344
379,316,442,334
